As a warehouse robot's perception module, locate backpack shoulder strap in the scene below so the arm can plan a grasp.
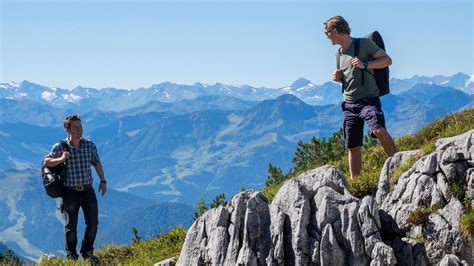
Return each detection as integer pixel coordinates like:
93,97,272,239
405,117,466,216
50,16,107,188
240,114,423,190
58,140,70,152
354,38,360,58
336,49,341,70
354,38,366,85
336,49,345,93
58,140,70,166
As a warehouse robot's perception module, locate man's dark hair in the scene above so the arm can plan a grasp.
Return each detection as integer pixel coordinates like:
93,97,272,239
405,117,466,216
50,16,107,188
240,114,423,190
324,16,351,35
64,115,81,129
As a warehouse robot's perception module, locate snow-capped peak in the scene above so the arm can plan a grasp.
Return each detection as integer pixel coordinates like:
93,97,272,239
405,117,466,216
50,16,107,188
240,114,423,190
290,78,312,90
467,74,474,85
9,82,21,88
41,91,56,102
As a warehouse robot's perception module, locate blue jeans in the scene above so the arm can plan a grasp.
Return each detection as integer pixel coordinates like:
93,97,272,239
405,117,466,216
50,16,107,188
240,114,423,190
62,185,99,256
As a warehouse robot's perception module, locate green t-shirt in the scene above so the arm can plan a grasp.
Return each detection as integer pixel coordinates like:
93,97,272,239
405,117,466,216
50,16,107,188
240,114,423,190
338,38,381,102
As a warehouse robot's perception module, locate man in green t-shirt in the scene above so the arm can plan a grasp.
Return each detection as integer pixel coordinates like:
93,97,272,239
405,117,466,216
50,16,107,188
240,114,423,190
324,16,397,180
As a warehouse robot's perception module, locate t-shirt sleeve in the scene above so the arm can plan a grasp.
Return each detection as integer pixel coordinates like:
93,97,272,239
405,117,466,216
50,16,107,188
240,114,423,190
44,143,62,160
90,142,101,166
363,38,382,58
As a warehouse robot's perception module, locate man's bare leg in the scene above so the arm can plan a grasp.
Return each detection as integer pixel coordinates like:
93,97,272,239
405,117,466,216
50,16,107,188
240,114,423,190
373,128,397,157
348,146,362,180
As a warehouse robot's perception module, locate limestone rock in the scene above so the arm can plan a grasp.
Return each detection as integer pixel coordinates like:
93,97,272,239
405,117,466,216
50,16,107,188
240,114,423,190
176,190,270,265
379,130,473,265
376,150,420,204
439,254,469,266
320,224,345,266
387,237,428,266
154,257,175,266
370,242,397,266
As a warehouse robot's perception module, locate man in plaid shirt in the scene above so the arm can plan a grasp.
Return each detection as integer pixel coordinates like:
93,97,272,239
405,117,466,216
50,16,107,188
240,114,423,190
44,115,107,261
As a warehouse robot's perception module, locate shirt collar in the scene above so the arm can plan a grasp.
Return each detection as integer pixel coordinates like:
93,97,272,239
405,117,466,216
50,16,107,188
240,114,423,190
66,137,83,147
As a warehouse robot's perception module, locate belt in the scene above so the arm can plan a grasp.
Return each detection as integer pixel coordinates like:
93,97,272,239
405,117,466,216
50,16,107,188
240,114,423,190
65,184,92,191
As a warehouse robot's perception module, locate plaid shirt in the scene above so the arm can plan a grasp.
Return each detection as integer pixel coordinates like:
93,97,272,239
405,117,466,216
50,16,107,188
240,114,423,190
45,138,101,187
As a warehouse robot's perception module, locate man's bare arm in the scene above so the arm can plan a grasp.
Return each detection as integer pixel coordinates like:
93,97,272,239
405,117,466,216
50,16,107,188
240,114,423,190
352,50,392,70
368,50,392,69
44,152,70,167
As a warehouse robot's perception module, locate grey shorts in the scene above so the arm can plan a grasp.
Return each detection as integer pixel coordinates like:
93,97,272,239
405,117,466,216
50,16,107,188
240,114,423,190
341,97,386,149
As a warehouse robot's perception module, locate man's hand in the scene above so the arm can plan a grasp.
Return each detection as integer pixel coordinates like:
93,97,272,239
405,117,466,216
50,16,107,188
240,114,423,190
60,151,70,162
98,182,107,196
351,57,365,69
332,69,344,83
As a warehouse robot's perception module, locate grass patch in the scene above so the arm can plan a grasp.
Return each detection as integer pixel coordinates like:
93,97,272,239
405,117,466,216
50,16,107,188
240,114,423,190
413,234,429,244
460,210,474,239
406,207,439,226
449,180,465,200
262,181,284,203
348,175,379,199
38,226,187,265
390,154,422,189
420,142,436,155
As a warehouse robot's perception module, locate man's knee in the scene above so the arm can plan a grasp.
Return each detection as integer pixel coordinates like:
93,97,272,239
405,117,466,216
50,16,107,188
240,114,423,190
372,127,387,137
348,146,362,153
65,223,77,232
85,217,99,227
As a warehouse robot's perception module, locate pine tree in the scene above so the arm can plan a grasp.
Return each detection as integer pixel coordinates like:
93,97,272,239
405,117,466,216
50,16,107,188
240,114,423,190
210,193,227,209
0,250,21,265
266,163,286,186
132,226,141,245
194,197,208,220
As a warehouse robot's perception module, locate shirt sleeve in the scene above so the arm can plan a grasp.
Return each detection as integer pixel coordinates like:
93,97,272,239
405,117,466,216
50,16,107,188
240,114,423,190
363,38,382,58
90,142,101,166
44,143,63,160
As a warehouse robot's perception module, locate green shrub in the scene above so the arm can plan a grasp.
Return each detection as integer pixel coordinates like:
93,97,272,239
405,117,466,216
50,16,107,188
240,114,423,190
0,250,21,266
406,207,438,226
262,181,282,203
210,193,227,209
194,197,208,220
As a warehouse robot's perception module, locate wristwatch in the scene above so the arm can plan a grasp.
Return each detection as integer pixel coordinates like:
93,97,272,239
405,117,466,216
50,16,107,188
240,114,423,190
363,61,369,69
100,180,107,184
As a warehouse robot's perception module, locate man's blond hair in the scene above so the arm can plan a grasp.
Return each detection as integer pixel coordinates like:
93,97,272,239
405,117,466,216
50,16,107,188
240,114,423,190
324,16,351,35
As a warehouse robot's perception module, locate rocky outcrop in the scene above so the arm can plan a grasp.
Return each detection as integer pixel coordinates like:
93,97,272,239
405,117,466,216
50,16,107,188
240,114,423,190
378,130,473,265
376,150,421,204
176,190,271,265
177,130,473,265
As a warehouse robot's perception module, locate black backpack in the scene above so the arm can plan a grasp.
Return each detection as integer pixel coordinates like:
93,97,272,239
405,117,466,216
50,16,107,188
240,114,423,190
42,140,69,198
337,31,390,97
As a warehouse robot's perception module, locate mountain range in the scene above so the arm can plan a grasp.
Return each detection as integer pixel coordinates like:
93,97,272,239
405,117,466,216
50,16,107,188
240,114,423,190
1,72,472,110
0,72,473,260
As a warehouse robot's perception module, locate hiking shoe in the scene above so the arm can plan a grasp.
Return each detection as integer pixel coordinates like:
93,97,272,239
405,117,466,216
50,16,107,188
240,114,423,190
66,253,79,261
81,251,100,262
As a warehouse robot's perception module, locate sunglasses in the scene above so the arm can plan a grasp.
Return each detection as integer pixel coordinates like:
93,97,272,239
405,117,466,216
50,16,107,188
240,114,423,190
65,115,80,120
325,28,334,36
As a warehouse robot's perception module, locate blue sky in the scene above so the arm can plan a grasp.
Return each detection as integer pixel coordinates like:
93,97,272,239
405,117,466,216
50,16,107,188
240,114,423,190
1,0,472,89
